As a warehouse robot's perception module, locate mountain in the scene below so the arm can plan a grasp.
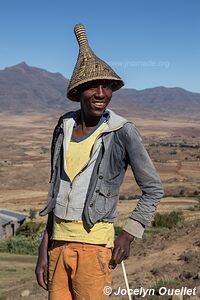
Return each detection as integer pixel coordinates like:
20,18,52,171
112,87,200,118
0,62,200,118
0,62,78,113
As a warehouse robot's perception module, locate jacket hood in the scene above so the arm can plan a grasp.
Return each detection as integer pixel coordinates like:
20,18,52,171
105,109,130,131
61,108,131,132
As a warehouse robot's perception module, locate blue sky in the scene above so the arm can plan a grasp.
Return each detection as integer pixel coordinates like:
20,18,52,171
0,0,199,92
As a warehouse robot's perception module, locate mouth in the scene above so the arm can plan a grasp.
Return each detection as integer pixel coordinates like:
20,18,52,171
91,102,106,109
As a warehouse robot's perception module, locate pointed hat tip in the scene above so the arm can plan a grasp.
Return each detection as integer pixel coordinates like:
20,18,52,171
74,23,85,31
74,23,88,46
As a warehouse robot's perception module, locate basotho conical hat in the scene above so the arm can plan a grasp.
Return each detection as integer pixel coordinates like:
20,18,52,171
67,24,124,101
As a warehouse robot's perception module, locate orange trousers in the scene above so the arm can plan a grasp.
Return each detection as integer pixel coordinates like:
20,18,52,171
48,241,112,300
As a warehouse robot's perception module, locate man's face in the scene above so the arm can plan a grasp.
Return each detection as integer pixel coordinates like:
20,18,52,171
79,80,113,117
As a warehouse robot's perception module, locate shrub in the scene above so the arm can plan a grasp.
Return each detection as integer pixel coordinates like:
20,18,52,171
152,278,180,295
0,236,40,255
127,195,136,200
193,190,199,196
29,208,37,220
190,204,200,211
169,150,177,155
16,221,45,239
150,267,159,276
152,211,183,229
188,206,196,211
119,194,127,200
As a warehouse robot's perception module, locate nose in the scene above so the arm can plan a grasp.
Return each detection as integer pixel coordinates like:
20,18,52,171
94,85,105,99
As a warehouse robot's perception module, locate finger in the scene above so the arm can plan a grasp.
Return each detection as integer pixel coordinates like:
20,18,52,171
112,247,121,262
36,271,48,290
44,266,48,286
115,248,126,264
109,261,117,269
121,250,130,262
109,247,120,269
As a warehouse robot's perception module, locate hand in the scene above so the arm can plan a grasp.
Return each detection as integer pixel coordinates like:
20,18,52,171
109,230,134,269
35,231,49,290
35,243,48,290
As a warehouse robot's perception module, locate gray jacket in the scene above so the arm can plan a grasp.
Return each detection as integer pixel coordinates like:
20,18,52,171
40,109,164,238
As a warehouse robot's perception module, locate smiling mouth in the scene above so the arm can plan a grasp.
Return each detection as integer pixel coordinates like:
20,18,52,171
92,102,106,108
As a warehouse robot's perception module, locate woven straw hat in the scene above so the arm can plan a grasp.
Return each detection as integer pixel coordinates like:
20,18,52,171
67,24,124,101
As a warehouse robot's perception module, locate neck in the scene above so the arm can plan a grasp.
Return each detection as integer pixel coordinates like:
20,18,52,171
80,111,102,129
72,110,105,139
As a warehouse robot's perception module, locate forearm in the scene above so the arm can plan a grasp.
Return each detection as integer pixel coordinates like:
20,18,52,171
130,188,163,226
39,211,53,253
129,172,164,226
124,123,164,226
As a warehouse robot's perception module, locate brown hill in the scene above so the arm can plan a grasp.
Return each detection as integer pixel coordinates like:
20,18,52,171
0,62,78,113
112,87,200,119
0,62,200,119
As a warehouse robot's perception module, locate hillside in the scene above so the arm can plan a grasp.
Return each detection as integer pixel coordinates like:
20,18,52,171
0,62,200,119
113,87,200,118
0,62,78,113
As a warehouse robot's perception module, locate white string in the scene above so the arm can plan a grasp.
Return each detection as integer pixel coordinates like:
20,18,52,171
121,260,132,300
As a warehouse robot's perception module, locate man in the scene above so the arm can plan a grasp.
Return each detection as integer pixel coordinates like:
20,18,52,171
35,24,164,300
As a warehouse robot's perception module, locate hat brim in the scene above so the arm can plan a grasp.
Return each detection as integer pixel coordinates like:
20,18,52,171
67,77,124,101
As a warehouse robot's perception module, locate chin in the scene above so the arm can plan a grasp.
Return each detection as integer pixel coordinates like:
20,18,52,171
90,109,105,117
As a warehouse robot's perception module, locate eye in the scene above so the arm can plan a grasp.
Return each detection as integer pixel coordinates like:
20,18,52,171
88,87,97,91
103,83,112,89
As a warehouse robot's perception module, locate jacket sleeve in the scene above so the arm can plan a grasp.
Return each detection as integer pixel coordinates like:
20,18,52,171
122,122,164,237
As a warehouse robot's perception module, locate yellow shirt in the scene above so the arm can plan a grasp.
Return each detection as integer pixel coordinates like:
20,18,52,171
66,122,107,182
53,120,115,248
